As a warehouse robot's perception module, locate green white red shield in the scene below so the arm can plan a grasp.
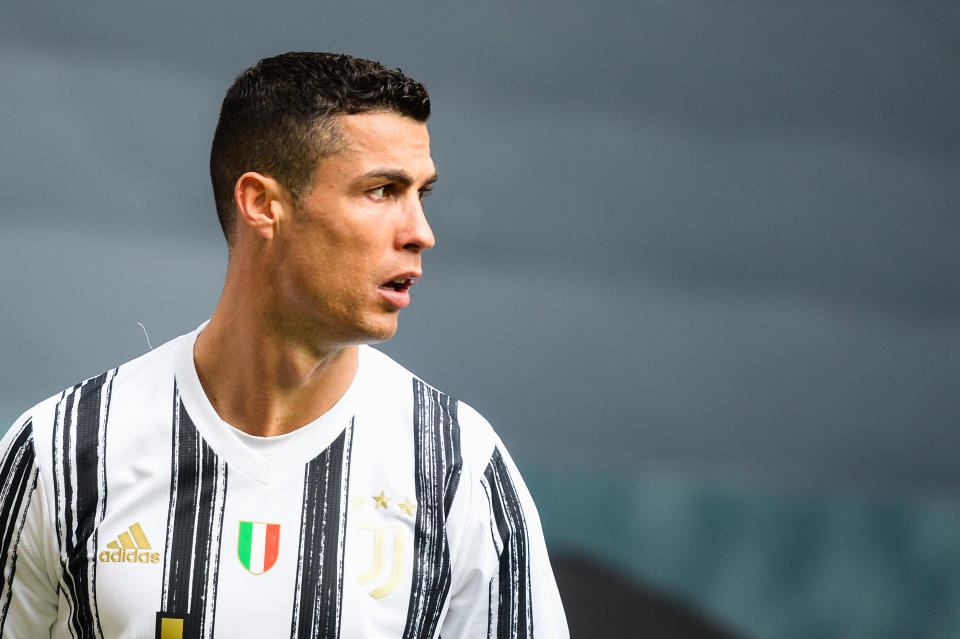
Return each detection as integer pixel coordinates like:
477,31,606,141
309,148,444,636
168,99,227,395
238,521,280,574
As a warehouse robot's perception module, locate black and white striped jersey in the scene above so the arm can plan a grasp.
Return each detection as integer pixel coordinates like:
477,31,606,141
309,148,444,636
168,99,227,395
0,326,568,638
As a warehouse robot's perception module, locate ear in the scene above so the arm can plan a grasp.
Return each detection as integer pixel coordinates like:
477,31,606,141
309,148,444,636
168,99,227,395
233,172,292,241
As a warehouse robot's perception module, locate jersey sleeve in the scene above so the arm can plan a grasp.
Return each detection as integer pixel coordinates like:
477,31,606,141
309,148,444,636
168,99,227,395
441,436,569,638
0,416,59,637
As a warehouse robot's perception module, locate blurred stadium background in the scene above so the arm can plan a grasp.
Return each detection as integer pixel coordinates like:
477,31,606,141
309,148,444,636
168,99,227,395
1,2,958,637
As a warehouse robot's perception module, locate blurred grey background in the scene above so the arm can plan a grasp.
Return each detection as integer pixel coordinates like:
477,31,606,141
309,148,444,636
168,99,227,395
2,1,958,637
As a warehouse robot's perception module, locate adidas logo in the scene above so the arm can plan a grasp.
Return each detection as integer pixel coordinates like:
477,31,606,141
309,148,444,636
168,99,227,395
99,522,160,564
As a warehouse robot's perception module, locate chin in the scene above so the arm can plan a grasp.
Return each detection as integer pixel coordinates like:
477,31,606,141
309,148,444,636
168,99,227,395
353,315,399,345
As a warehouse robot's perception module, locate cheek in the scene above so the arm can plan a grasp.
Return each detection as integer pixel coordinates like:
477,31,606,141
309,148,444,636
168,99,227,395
279,219,385,299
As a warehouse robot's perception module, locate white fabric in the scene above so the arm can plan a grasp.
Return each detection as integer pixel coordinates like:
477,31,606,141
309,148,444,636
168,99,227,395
0,325,569,638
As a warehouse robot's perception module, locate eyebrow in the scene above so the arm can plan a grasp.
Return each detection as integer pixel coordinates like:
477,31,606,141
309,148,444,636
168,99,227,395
355,168,439,189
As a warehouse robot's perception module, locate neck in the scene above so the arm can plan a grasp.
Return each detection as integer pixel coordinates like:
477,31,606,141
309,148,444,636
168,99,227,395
193,263,359,438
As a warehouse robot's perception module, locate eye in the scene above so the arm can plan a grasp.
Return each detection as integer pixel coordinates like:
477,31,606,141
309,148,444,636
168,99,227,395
369,185,392,201
418,187,434,201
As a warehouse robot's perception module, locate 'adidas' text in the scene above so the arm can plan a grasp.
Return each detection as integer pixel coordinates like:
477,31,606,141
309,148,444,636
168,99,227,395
99,549,160,564
99,522,160,564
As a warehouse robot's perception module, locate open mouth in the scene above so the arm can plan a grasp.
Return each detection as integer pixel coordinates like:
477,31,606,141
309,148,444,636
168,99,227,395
379,277,416,293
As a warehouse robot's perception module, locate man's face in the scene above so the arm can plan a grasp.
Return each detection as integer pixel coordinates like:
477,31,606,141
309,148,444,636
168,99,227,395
271,111,437,349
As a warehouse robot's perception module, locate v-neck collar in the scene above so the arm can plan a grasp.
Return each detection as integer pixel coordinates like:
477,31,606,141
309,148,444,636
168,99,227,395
172,324,364,484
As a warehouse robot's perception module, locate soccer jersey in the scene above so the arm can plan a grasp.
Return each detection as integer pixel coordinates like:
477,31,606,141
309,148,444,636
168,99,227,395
0,326,568,638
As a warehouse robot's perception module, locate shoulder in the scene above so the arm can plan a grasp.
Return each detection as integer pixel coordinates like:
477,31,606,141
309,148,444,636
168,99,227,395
358,345,501,466
4,332,183,459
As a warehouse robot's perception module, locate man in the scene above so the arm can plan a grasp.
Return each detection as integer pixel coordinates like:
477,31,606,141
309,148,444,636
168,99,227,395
0,52,568,637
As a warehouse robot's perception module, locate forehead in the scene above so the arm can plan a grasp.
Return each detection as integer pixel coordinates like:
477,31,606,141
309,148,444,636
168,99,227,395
326,112,433,178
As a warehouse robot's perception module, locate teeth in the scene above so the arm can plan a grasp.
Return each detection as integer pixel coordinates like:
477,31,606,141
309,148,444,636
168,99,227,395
393,277,407,284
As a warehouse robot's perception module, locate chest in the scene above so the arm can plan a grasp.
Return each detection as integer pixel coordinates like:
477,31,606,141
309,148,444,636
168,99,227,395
51,419,459,639
45,373,463,639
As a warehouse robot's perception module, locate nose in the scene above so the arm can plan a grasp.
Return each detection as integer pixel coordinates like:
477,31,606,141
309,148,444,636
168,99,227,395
398,196,435,252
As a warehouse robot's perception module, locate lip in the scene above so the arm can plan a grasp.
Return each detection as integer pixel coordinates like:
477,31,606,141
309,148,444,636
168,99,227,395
377,286,411,308
384,270,422,283
377,271,421,309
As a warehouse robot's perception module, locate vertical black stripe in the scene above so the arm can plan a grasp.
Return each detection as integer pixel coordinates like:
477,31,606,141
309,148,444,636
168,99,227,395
403,380,463,639
290,421,353,639
75,375,105,637
442,400,462,519
72,372,109,638
159,386,227,639
483,448,533,639
0,420,38,633
54,372,114,639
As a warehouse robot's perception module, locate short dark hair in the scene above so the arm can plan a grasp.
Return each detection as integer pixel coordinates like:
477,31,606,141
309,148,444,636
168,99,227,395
210,52,431,242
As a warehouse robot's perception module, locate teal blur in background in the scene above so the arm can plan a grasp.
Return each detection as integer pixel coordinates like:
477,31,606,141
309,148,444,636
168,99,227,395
2,1,958,637
523,464,960,638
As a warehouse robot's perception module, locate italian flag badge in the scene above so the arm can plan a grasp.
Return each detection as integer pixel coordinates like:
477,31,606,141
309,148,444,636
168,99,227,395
238,521,280,575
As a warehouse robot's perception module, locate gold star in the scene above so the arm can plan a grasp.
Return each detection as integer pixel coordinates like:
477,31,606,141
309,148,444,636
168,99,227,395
373,491,391,509
351,496,366,510
398,498,417,517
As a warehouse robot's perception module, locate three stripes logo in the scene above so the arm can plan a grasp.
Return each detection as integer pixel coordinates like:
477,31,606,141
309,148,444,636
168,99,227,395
99,522,160,564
